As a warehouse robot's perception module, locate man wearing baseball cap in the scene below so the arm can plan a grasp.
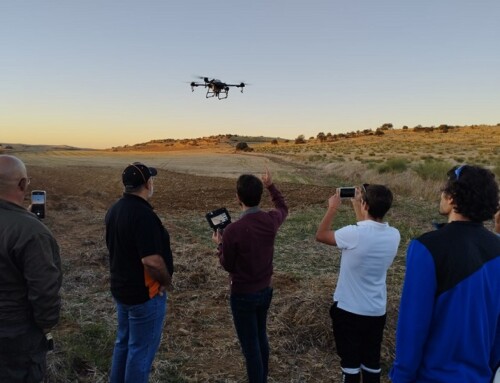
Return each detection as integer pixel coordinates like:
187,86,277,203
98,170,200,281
105,162,174,383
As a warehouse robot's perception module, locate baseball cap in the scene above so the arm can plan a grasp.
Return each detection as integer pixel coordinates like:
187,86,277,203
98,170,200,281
122,162,158,190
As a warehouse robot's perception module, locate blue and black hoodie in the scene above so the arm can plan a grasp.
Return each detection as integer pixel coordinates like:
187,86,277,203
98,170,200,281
390,221,500,383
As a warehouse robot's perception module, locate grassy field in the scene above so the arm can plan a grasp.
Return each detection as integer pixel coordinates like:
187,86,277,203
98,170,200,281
5,125,499,382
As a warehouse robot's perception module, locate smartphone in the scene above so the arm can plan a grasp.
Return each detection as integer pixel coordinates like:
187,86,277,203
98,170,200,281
31,190,46,219
339,187,356,198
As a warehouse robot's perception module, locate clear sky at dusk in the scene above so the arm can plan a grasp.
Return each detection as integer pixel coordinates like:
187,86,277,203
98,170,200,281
1,1,499,149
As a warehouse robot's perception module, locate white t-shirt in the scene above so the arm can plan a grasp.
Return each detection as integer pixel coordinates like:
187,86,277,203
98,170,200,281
334,220,400,316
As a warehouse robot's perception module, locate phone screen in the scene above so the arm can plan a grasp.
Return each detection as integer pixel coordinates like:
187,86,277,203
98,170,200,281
339,187,356,198
31,191,46,204
31,191,46,219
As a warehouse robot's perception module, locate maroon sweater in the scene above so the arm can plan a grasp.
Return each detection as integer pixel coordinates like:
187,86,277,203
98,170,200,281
218,184,288,294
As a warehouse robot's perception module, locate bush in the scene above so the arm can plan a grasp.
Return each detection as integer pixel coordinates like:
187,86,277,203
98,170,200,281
295,135,306,144
317,132,327,142
413,159,452,181
235,142,253,152
377,158,409,173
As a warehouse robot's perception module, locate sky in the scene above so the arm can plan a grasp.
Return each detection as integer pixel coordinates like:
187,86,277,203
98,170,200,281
1,1,499,149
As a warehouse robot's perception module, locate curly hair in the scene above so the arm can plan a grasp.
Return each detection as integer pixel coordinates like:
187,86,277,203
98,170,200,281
442,165,499,222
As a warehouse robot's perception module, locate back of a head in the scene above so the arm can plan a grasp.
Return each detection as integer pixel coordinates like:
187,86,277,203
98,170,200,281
0,155,27,196
237,174,263,207
122,162,157,193
443,165,499,222
364,184,393,220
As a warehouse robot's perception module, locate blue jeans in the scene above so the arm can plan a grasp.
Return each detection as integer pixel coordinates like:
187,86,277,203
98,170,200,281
110,294,167,383
230,287,273,383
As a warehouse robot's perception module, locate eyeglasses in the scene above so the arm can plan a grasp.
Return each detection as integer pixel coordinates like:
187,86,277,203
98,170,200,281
361,184,369,204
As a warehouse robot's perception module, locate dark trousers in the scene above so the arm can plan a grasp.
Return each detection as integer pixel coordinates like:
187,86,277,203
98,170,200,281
0,326,48,383
330,303,386,383
230,287,273,383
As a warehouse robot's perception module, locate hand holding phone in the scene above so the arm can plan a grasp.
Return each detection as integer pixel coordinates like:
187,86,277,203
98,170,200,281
31,190,46,219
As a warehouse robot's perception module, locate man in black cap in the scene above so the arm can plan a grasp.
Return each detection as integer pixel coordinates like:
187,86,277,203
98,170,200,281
105,162,174,383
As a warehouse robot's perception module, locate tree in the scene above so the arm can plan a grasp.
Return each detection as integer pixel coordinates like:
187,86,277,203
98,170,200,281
271,139,278,145
295,135,306,144
317,132,327,142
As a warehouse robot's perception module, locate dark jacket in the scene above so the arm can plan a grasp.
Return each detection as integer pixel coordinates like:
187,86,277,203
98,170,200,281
0,199,62,337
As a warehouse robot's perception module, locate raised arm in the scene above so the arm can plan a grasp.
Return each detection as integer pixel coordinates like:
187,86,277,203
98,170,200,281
315,191,342,246
263,167,288,226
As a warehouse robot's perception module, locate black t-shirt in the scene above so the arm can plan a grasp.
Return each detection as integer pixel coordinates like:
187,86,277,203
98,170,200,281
105,193,174,305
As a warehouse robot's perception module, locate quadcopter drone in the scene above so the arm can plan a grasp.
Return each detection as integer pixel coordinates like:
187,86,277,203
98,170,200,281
190,77,246,100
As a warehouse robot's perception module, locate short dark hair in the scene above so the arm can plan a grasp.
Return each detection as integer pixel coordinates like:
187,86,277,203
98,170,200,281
363,184,393,219
443,165,499,222
237,174,263,207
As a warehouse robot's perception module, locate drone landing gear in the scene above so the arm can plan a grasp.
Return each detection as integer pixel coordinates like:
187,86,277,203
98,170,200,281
206,90,229,100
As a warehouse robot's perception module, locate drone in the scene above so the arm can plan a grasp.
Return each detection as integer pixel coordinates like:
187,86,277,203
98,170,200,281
190,77,246,100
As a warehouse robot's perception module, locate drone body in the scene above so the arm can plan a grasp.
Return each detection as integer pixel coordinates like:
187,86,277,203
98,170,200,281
190,77,246,100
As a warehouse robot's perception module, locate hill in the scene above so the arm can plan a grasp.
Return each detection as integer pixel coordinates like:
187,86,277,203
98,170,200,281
106,125,499,164
0,143,88,154
254,124,500,167
107,134,287,152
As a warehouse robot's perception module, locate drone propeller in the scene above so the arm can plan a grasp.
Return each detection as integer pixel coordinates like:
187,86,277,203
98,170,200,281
194,75,211,83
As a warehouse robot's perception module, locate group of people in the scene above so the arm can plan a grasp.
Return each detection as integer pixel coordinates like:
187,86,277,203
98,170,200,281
0,153,499,383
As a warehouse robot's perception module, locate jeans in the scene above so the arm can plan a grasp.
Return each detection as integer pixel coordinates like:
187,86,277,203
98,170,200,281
230,287,273,383
110,294,167,383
